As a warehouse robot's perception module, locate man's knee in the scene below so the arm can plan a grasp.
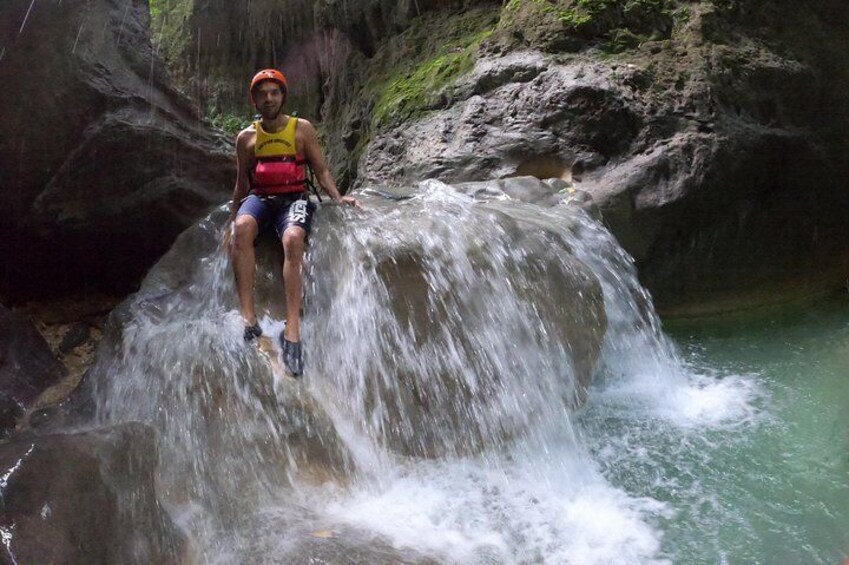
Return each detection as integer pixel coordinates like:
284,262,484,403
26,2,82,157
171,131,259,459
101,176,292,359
233,216,258,249
282,228,306,258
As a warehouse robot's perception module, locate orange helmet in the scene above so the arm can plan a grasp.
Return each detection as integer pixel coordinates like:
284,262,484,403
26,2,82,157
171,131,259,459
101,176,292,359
249,69,288,104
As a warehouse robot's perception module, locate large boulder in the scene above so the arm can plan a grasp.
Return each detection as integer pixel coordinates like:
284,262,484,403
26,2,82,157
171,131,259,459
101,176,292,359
0,423,187,564
74,180,606,461
0,0,232,300
0,305,66,435
305,183,607,457
71,208,356,506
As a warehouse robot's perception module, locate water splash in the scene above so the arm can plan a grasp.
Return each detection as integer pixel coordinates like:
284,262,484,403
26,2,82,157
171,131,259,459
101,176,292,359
89,180,758,561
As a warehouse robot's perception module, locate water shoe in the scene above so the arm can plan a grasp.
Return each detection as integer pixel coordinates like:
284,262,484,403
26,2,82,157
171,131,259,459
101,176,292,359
243,323,263,342
280,335,303,377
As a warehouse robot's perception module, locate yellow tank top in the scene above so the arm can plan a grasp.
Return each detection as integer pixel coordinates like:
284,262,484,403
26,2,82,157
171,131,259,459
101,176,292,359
250,116,306,195
254,117,299,158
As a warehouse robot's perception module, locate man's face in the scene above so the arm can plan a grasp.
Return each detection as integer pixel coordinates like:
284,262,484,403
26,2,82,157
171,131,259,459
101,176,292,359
254,81,284,118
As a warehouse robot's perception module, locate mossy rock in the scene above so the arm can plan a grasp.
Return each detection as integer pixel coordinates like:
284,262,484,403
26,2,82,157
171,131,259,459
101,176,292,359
368,9,498,129
496,0,674,53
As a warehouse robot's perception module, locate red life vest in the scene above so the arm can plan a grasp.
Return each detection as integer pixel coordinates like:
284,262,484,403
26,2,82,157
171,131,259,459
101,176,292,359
250,117,306,195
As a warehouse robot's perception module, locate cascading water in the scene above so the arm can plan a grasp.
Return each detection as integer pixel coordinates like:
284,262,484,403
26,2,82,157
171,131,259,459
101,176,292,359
89,179,765,563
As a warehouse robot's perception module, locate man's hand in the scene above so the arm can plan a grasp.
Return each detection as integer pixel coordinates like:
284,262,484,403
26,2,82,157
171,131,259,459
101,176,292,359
336,195,363,209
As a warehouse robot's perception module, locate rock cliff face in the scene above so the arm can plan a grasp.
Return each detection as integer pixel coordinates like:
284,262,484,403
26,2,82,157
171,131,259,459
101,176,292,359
4,0,845,310
150,0,496,121
150,0,324,121
0,0,232,300
321,0,849,314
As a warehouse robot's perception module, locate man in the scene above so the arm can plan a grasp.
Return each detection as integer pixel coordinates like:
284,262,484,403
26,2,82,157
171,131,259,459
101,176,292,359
228,68,360,377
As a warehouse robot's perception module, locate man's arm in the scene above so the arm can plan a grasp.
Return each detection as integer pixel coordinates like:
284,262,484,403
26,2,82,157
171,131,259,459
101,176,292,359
229,129,253,222
300,120,361,207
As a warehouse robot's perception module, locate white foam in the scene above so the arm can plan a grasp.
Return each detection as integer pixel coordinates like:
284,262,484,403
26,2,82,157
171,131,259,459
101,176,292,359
594,365,764,431
311,454,670,564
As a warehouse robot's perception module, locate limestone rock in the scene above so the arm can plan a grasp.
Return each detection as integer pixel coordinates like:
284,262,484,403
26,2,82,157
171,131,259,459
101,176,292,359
306,189,607,457
315,0,499,57
352,1,849,314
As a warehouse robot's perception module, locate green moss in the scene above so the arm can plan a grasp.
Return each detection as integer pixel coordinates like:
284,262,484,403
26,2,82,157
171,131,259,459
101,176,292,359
557,10,593,29
209,111,252,136
370,14,495,129
147,0,195,79
602,28,642,52
148,0,165,19
497,0,673,52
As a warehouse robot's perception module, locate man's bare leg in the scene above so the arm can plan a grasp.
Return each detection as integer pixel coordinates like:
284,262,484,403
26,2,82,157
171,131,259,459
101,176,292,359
281,226,306,342
232,215,260,326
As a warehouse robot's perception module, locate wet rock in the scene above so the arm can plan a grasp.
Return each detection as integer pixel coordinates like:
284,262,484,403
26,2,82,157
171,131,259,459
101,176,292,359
456,175,568,207
475,52,547,93
149,0,328,120
263,527,441,565
308,190,607,457
0,423,186,564
0,0,232,300
149,0,501,123
71,210,356,502
315,0,500,57
0,305,66,435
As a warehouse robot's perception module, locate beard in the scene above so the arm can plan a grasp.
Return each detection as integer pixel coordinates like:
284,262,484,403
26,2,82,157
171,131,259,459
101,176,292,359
258,101,282,119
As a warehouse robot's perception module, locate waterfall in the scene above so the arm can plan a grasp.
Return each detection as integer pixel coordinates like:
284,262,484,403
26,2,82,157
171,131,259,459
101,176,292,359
87,179,758,563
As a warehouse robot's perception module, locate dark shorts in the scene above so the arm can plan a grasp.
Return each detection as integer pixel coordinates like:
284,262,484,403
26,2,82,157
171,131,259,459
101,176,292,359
236,193,317,239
